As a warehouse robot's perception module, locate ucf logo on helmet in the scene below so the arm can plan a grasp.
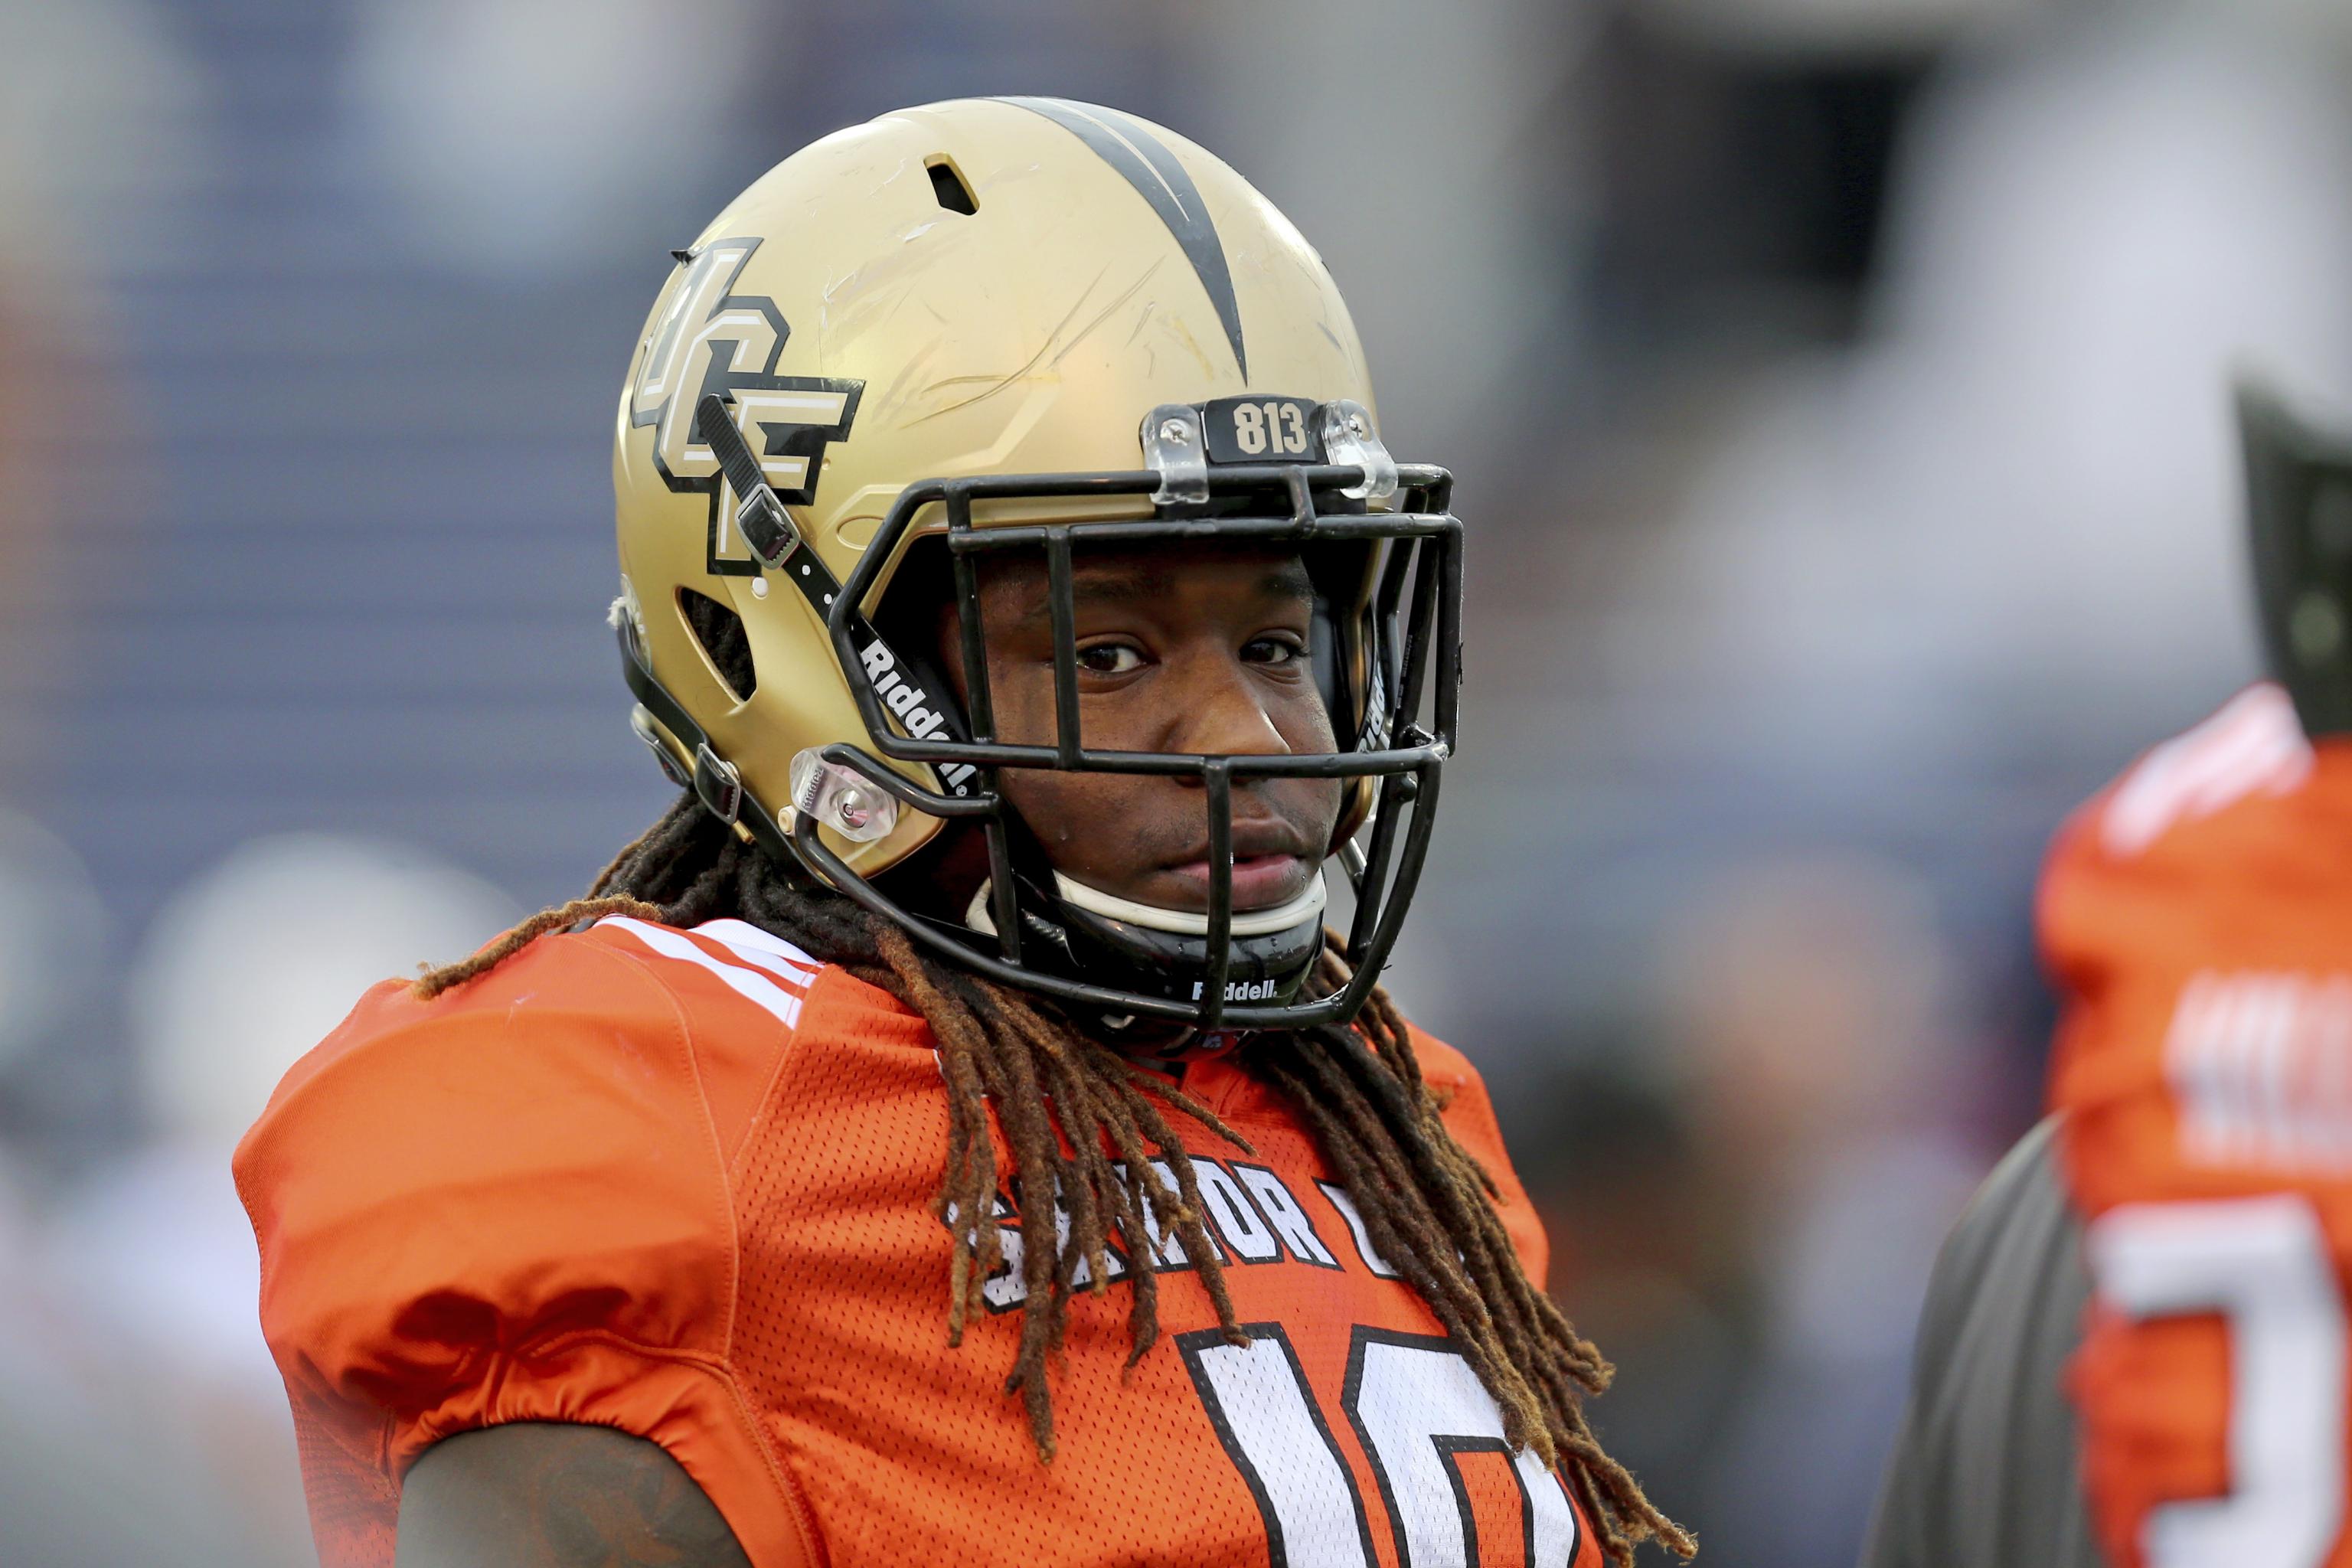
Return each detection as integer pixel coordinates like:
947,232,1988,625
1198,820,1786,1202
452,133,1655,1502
627,237,865,577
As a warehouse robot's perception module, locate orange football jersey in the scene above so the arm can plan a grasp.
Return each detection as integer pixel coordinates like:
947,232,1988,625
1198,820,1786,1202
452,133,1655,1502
2046,684,2352,1568
234,912,1601,1568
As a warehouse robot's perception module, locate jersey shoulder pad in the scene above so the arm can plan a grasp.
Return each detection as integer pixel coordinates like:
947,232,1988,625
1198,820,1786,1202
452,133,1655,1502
234,923,819,1563
235,927,741,1410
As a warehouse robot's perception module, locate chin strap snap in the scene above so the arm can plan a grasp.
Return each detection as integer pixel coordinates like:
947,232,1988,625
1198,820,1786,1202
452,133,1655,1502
693,744,743,824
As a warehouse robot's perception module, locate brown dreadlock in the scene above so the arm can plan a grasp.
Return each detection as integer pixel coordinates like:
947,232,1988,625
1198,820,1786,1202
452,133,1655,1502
417,793,1692,1565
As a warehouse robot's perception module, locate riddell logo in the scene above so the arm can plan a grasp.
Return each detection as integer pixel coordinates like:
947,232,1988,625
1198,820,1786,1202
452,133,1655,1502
1192,977,1280,1001
859,639,977,792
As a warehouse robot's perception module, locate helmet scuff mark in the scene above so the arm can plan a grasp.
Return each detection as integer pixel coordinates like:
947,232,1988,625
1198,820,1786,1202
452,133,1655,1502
907,259,1160,425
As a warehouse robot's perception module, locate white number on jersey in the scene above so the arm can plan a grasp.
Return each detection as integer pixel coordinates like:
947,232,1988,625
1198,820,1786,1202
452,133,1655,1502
1180,1323,1582,1566
2086,1195,2347,1568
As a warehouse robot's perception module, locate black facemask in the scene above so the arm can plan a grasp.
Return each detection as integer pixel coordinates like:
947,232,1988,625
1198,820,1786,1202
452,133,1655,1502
632,394,1459,1034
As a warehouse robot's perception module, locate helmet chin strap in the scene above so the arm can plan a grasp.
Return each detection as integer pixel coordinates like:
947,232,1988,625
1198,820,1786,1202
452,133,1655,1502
966,868,1328,939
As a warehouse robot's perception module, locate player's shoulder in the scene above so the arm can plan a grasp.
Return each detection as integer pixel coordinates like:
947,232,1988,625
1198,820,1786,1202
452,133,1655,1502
232,923,744,1412
579,914,929,1047
2037,684,2348,962
235,915,924,1228
1388,1014,1551,1285
239,923,667,1163
234,916,930,1408
2050,682,2318,878
1397,1019,1482,1094
1397,1020,1501,1138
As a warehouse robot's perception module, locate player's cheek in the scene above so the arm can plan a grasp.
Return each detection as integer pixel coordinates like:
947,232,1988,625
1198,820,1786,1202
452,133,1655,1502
983,662,1056,748
1286,776,1347,841
1271,682,1341,759
1000,768,1158,875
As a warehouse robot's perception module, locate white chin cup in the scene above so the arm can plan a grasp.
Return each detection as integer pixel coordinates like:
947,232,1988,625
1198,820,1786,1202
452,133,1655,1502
965,866,1328,938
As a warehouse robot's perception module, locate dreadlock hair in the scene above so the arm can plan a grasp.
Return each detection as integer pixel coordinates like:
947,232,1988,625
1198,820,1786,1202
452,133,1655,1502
416,793,1693,1565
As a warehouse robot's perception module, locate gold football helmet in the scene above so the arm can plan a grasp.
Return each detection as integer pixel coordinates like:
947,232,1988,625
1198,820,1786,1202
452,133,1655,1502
612,97,1459,1031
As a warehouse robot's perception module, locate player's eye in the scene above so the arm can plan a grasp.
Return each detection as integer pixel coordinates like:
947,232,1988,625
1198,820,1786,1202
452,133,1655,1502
1242,635,1305,668
1076,641,1145,675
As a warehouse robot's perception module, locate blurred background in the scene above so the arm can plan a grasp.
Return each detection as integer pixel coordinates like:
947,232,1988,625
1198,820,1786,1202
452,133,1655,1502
0,0,2342,1560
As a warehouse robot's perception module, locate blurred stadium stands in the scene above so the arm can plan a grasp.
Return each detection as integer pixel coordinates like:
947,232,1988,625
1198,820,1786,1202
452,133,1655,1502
3,0,2345,1560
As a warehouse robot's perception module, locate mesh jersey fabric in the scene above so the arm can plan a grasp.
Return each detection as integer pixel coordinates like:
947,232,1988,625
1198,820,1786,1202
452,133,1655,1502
2043,682,2352,1568
234,913,1599,1568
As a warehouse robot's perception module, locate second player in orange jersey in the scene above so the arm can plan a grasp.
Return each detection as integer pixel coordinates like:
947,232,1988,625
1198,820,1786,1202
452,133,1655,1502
1866,384,2352,1568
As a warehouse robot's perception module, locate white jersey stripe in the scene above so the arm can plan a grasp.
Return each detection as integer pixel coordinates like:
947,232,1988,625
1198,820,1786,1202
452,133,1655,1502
701,939,821,990
693,918,822,981
2102,684,2312,856
599,916,803,1029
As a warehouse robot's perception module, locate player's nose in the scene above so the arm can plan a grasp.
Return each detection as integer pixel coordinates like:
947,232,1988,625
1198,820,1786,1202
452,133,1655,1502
1165,648,1289,767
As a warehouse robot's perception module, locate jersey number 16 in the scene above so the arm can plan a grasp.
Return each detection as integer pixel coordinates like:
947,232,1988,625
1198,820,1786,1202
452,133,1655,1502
1179,1322,1583,1567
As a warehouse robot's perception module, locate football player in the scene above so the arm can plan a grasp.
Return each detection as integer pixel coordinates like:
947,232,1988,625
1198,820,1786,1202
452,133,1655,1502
1862,379,2352,1568
234,100,1690,1568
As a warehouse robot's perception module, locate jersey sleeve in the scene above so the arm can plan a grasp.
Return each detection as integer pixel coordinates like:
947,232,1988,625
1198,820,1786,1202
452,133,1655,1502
233,933,810,1568
1412,1027,1553,1290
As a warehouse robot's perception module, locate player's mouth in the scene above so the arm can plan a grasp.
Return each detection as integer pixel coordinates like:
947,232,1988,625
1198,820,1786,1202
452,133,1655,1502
1163,825,1318,911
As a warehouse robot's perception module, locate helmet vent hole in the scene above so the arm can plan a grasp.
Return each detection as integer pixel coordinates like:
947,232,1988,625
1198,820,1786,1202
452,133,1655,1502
925,157,977,216
679,587,757,703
